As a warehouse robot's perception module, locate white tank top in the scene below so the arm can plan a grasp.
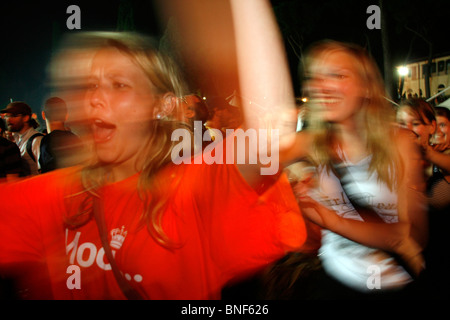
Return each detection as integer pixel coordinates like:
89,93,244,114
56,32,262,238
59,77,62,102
308,153,412,292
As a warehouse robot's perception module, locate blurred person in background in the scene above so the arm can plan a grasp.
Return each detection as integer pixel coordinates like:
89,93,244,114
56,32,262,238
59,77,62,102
275,40,428,299
180,94,212,152
396,98,438,178
396,100,450,209
399,103,450,299
0,101,43,176
39,96,85,173
433,106,450,152
426,106,450,175
397,101,450,300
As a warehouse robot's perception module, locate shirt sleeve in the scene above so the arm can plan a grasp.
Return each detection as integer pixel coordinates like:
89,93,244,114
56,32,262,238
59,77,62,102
0,176,52,298
0,169,80,299
0,178,45,264
186,157,307,283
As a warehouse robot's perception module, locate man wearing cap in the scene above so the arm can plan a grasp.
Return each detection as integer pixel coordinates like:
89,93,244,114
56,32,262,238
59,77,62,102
1,101,43,176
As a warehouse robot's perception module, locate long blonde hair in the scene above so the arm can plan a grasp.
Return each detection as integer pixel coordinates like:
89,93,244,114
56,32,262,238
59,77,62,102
58,32,192,247
303,40,402,190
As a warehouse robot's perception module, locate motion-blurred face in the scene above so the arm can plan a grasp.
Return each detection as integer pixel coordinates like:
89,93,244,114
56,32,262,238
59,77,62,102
86,47,159,172
5,114,26,133
396,106,435,143
434,115,449,146
305,50,367,125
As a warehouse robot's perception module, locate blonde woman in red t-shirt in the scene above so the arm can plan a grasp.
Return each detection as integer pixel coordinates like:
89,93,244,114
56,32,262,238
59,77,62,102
0,0,305,300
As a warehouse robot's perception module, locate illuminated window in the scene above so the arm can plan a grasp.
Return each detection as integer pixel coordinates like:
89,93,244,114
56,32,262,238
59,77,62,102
438,60,445,73
422,64,428,78
422,63,436,77
411,66,417,80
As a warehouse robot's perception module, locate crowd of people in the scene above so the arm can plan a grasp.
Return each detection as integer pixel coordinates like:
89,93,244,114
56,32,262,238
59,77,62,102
0,0,448,300
0,98,84,180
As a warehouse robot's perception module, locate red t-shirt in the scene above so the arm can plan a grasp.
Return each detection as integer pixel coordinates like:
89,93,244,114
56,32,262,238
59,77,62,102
0,161,306,299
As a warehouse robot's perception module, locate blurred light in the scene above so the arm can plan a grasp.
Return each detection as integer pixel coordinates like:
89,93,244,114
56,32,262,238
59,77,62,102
397,66,409,76
301,97,308,103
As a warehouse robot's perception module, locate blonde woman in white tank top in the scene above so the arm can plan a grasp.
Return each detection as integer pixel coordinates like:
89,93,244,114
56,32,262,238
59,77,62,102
279,40,428,299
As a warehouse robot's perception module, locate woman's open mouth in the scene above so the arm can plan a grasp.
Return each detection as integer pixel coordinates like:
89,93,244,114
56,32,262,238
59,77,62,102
313,96,342,107
92,119,116,143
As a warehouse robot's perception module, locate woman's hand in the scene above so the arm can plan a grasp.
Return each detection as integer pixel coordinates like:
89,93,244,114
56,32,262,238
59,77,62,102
295,194,340,230
394,235,425,277
295,191,425,277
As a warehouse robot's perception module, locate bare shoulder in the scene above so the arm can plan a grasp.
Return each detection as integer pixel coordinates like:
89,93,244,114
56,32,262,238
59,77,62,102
392,127,423,165
393,127,418,149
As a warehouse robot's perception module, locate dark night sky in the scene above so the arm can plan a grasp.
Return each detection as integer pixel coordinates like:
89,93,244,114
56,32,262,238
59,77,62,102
1,0,449,120
0,0,160,119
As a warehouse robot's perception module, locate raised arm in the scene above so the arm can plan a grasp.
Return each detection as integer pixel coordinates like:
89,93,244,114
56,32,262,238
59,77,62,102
229,0,298,186
229,0,296,131
156,0,298,188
